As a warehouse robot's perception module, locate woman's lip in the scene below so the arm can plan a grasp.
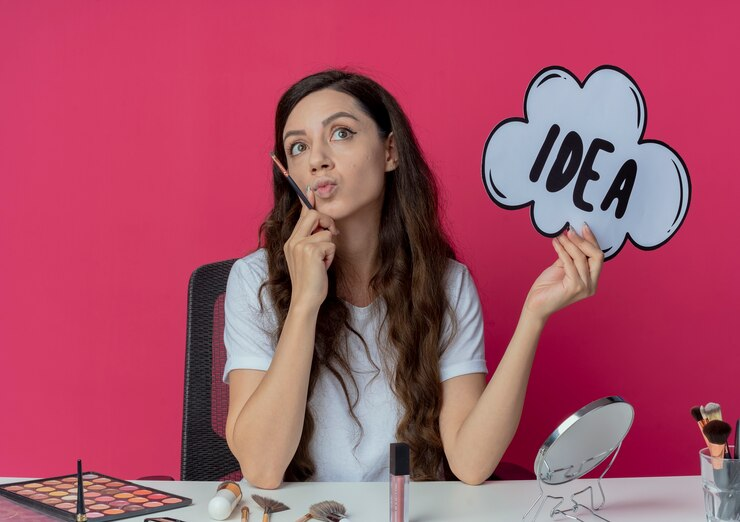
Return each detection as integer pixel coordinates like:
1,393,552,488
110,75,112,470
314,183,337,198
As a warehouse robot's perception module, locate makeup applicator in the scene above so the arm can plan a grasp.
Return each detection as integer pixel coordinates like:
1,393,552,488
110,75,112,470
270,152,313,209
295,500,351,522
703,420,732,470
252,495,289,522
75,459,86,522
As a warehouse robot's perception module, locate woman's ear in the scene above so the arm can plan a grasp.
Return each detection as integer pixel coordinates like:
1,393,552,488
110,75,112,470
384,132,398,172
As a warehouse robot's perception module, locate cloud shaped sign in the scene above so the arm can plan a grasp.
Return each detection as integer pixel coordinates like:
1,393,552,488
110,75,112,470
482,66,690,259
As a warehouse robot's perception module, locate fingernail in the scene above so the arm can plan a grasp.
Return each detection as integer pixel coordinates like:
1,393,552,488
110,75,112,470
583,221,590,230
306,185,311,193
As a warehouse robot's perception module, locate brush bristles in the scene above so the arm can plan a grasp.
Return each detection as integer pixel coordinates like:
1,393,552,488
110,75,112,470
690,406,704,422
308,500,347,521
703,402,723,422
251,494,289,514
703,420,732,445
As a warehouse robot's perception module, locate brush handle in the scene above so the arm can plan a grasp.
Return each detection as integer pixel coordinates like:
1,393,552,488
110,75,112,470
285,174,313,209
295,515,312,522
262,514,269,522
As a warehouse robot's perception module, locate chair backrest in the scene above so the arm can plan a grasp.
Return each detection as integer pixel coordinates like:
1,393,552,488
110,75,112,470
181,259,242,481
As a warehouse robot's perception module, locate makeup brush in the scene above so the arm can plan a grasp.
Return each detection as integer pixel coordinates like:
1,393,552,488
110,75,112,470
241,505,250,522
251,495,289,522
692,406,710,446
75,459,87,522
309,500,350,522
270,152,313,209
703,420,732,470
704,402,723,421
703,403,731,458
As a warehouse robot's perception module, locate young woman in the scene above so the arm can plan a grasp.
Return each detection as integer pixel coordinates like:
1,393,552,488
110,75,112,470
223,70,604,488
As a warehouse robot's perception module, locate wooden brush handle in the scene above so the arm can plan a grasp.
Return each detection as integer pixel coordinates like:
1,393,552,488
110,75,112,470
295,515,312,522
262,514,269,522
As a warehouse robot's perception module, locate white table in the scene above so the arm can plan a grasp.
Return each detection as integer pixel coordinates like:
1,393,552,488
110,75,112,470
2,476,706,521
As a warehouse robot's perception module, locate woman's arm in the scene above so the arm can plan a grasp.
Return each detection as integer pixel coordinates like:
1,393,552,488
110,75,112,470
225,190,338,489
440,225,604,485
225,302,320,489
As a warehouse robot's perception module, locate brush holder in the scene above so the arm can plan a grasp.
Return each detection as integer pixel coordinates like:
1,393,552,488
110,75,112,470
700,446,740,522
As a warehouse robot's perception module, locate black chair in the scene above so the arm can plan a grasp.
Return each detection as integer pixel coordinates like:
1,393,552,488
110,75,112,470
181,259,242,481
180,258,533,482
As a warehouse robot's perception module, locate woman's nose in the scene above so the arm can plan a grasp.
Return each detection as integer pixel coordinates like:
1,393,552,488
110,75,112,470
308,141,333,172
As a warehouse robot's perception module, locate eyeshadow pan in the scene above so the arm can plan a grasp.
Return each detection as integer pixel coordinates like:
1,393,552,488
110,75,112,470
106,482,124,488
133,489,152,496
17,490,36,496
42,498,62,505
49,491,68,497
88,484,106,491
29,493,47,500
56,502,75,509
96,496,115,502
142,502,163,508
89,504,111,510
24,483,43,489
62,477,78,483
87,513,104,518
92,477,111,484
57,483,74,490
119,485,137,492
42,480,62,486
113,493,133,499
147,493,166,500
37,487,55,493
122,505,144,512
161,497,183,504
127,497,147,504
3,486,23,492
103,509,124,515
84,492,101,499
100,488,119,495
109,501,128,508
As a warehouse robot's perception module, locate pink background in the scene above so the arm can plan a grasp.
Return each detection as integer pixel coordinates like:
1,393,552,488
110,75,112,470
1,1,738,480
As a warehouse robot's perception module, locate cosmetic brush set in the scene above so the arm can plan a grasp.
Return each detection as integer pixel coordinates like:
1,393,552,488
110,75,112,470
691,402,739,460
206,482,350,522
691,402,739,520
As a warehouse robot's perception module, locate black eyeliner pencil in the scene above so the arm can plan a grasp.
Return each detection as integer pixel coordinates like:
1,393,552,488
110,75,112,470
76,459,87,522
270,152,313,210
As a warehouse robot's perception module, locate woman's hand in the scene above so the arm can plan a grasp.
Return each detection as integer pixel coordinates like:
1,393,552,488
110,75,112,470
523,223,604,321
283,189,339,311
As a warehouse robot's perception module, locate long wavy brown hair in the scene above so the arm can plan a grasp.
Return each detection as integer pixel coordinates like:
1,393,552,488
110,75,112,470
258,70,456,481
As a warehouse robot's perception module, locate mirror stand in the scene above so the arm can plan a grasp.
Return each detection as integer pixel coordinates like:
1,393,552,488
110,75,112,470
522,441,624,522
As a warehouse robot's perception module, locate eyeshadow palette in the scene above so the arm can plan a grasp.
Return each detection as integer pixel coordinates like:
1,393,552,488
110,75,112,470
0,494,58,522
0,472,191,522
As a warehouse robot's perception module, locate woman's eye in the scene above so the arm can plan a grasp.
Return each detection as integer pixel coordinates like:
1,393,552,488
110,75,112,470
289,142,307,156
331,127,355,141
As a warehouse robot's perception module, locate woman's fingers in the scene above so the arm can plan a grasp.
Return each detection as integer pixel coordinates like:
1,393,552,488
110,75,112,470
567,224,605,288
551,236,580,284
557,231,591,292
291,204,338,241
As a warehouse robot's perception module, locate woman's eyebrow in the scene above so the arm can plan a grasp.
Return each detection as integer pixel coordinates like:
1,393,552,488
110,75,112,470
283,112,360,142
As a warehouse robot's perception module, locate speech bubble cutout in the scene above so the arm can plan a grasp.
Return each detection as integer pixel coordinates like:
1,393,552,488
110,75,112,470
482,65,690,259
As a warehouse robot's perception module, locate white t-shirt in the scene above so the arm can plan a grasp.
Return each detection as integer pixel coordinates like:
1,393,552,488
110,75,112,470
223,249,487,482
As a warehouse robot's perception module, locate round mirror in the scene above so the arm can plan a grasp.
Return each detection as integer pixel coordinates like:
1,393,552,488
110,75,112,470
534,396,634,485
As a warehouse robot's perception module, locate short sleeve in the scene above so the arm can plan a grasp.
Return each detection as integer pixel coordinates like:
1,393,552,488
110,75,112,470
222,250,278,383
439,262,488,382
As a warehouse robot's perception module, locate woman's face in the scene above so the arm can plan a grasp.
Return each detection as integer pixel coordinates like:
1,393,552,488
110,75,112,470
282,89,396,222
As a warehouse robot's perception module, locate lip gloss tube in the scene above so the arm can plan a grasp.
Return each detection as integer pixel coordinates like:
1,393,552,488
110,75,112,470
390,442,409,522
